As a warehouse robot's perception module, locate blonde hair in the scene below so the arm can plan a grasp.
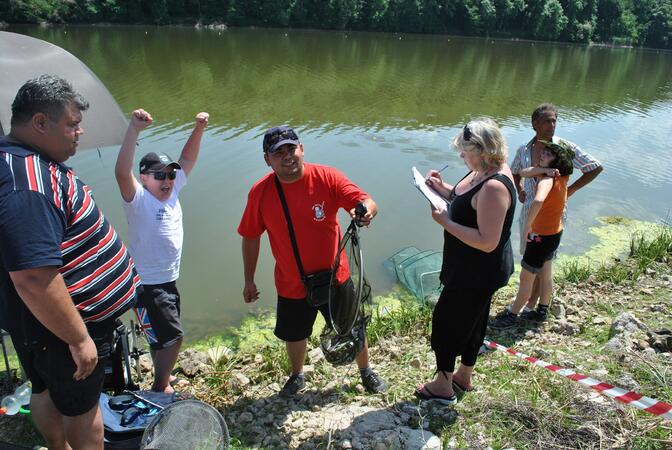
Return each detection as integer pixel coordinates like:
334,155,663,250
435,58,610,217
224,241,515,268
452,117,508,169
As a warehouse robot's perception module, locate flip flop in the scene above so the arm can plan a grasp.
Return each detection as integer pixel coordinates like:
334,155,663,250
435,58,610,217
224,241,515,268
414,385,457,405
452,379,474,393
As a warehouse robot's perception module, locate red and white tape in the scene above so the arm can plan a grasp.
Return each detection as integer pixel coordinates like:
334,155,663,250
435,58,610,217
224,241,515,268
483,338,672,420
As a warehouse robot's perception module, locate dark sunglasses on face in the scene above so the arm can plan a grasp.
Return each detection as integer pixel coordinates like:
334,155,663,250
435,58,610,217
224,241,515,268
146,170,177,180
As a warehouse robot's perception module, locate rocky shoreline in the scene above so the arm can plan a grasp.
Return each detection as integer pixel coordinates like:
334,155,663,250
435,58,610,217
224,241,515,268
1,220,670,449
178,268,671,449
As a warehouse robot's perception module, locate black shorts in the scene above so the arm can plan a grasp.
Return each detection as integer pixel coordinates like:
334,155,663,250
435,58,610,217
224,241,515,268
134,281,183,350
522,231,563,273
274,279,356,341
14,322,114,417
274,296,331,342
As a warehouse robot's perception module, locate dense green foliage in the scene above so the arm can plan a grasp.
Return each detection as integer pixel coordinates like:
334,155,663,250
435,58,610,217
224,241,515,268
2,0,671,48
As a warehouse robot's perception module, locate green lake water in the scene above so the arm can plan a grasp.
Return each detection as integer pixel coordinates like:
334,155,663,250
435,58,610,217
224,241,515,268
5,25,672,341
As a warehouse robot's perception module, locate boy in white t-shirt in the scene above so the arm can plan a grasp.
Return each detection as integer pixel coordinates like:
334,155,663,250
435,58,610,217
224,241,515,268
115,109,208,393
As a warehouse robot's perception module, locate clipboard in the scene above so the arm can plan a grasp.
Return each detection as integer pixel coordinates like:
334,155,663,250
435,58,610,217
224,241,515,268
412,167,448,210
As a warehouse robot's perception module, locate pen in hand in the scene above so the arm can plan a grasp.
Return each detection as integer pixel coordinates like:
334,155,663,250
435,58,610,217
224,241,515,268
425,163,449,184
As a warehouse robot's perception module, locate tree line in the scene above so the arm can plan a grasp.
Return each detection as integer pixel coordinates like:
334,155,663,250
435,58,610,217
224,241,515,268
2,0,671,49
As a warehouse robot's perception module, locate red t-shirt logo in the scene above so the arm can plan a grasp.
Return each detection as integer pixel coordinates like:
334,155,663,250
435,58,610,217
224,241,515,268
312,201,326,221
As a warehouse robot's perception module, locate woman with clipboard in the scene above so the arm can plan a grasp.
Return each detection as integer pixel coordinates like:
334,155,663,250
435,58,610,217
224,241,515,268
415,118,516,404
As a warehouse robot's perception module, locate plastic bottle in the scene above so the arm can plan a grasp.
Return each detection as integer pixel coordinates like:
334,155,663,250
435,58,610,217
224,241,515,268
13,382,31,406
0,395,20,415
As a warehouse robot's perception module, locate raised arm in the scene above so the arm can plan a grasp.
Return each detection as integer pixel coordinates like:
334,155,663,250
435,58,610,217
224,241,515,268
115,109,153,202
178,112,209,176
520,166,559,178
242,236,261,303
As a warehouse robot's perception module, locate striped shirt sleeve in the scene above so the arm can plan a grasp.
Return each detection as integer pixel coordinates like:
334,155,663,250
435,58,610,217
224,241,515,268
0,190,64,271
567,141,602,173
511,144,526,175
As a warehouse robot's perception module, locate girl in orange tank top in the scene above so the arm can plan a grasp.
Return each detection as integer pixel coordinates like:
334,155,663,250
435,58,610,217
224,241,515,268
492,140,575,329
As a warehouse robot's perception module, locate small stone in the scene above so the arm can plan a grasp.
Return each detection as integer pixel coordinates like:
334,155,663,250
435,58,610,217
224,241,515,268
592,317,607,325
592,369,609,377
410,358,422,369
387,344,402,356
229,372,250,391
139,354,154,373
238,411,253,423
177,348,209,376
551,303,566,318
254,353,263,364
340,439,353,449
307,347,324,364
303,364,315,376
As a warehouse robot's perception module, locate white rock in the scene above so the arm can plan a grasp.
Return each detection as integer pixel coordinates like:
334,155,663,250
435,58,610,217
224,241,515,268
307,347,324,364
399,427,441,449
340,439,353,449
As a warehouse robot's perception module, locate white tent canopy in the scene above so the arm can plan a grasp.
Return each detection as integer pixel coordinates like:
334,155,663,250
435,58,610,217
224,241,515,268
0,31,127,150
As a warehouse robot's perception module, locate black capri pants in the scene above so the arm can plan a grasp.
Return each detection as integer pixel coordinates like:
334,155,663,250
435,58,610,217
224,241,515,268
431,287,496,372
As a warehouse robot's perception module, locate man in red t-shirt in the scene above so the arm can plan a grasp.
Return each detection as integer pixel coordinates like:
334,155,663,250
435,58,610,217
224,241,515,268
238,126,387,397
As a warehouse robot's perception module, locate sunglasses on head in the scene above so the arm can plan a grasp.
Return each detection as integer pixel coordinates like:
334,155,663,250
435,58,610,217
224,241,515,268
145,170,177,180
463,123,483,149
463,124,473,141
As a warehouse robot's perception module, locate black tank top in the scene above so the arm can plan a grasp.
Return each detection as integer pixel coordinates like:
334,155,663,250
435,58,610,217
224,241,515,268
440,172,516,290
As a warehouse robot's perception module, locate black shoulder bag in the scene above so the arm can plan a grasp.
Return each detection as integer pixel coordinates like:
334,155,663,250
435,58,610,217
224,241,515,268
274,176,333,306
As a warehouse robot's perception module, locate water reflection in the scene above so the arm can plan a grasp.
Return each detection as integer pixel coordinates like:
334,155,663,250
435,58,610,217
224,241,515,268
4,25,672,340
8,26,672,130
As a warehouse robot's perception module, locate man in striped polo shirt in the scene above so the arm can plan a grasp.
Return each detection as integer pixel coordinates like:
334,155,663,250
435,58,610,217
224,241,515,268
0,75,140,449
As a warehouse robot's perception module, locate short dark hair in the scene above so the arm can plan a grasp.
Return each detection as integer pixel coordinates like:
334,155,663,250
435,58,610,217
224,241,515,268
542,139,574,177
531,103,557,123
11,74,89,127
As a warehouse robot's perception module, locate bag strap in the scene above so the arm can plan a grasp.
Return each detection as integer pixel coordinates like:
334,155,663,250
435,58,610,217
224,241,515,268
274,175,307,282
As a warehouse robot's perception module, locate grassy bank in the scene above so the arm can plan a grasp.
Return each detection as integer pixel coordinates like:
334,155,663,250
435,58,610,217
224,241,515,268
185,219,671,448
1,219,671,448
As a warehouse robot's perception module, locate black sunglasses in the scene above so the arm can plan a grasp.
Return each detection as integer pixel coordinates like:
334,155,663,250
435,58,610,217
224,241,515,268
146,170,177,181
463,124,473,141
463,123,482,148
